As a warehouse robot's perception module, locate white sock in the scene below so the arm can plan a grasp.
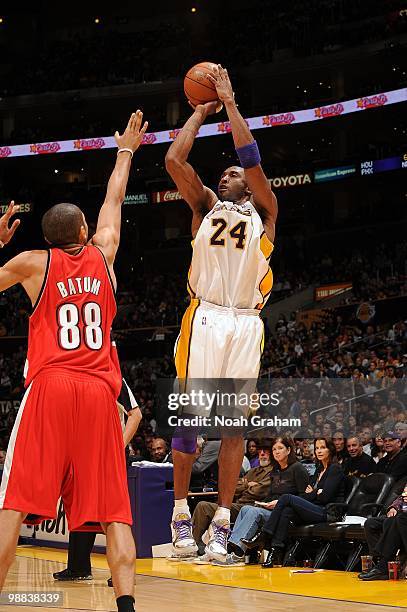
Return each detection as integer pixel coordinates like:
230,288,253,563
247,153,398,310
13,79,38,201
213,506,230,523
173,499,190,519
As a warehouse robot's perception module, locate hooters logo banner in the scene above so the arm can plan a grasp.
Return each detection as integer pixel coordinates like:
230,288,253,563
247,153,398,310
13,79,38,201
314,103,344,119
74,138,106,150
0,88,405,158
0,147,11,158
262,113,295,126
169,129,182,140
30,142,61,155
356,94,388,109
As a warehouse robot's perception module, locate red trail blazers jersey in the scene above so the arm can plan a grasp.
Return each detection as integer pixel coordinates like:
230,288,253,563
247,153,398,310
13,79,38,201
25,245,121,396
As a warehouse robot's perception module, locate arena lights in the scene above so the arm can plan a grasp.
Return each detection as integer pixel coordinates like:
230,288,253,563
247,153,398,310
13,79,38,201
0,87,405,160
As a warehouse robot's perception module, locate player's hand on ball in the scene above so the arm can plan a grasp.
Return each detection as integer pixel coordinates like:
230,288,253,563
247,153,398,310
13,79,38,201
189,100,223,116
207,64,235,105
114,110,149,153
0,201,20,246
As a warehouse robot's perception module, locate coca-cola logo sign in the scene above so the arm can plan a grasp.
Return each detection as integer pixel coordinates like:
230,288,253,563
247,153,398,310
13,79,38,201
152,189,183,203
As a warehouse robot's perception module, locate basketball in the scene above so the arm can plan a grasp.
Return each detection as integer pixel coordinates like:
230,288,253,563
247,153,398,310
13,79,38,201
184,62,218,106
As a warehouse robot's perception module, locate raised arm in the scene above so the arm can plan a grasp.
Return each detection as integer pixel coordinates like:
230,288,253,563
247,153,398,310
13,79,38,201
92,111,148,267
208,65,278,241
0,203,50,305
165,103,219,237
0,203,26,292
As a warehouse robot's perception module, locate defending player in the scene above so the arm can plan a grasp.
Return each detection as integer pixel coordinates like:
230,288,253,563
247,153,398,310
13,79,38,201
165,65,278,561
0,111,147,612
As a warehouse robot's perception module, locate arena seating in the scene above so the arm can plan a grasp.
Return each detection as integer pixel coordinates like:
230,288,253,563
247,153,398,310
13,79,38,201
310,473,395,568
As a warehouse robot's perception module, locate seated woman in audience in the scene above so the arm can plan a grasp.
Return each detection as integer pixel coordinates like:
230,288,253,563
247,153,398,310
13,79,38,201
370,434,386,462
242,437,345,568
213,437,309,567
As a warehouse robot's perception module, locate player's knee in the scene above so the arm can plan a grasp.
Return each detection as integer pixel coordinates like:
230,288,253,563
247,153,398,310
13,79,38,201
111,547,135,569
171,437,197,454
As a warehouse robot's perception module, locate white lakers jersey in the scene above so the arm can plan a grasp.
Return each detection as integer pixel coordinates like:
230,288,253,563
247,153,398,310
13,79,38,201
187,200,273,309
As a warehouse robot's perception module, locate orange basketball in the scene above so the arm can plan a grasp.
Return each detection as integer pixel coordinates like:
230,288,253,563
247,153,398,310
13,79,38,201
184,62,218,106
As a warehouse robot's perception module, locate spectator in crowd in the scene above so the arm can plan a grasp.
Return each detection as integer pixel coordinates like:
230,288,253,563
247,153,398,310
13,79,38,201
322,422,333,439
359,482,407,581
388,390,406,412
347,415,358,437
394,422,407,445
370,434,386,463
190,440,221,490
332,431,348,465
191,443,274,558
150,438,171,463
246,439,259,468
245,438,345,568
0,450,5,465
189,439,257,491
343,436,376,478
313,413,324,430
293,411,314,439
215,437,309,566
360,427,373,456
298,440,316,475
376,432,407,484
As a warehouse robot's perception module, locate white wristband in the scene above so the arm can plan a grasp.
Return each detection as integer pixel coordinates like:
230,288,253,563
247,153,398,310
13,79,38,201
117,148,134,158
0,240,4,249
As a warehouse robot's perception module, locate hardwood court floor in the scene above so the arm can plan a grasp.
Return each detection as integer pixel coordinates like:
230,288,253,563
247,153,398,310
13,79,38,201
1,546,404,612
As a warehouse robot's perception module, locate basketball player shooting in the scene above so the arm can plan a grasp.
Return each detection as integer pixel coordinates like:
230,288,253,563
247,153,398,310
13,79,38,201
0,111,147,612
165,65,277,562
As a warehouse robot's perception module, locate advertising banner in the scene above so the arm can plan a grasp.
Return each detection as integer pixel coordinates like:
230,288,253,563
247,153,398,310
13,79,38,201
0,88,405,159
314,165,357,182
315,283,352,301
123,193,149,205
152,189,183,203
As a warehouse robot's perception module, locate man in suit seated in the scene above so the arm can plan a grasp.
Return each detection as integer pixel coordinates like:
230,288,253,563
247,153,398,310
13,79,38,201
359,478,407,580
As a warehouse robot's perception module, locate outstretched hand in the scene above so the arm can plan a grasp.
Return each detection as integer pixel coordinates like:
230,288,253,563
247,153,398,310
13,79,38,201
207,64,235,105
0,201,20,246
114,111,149,153
188,99,223,118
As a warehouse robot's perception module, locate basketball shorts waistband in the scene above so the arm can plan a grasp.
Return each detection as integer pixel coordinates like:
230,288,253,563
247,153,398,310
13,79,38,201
199,299,260,317
28,367,116,390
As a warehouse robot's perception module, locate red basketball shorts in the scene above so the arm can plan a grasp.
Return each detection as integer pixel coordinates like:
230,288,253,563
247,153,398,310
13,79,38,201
0,371,132,531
